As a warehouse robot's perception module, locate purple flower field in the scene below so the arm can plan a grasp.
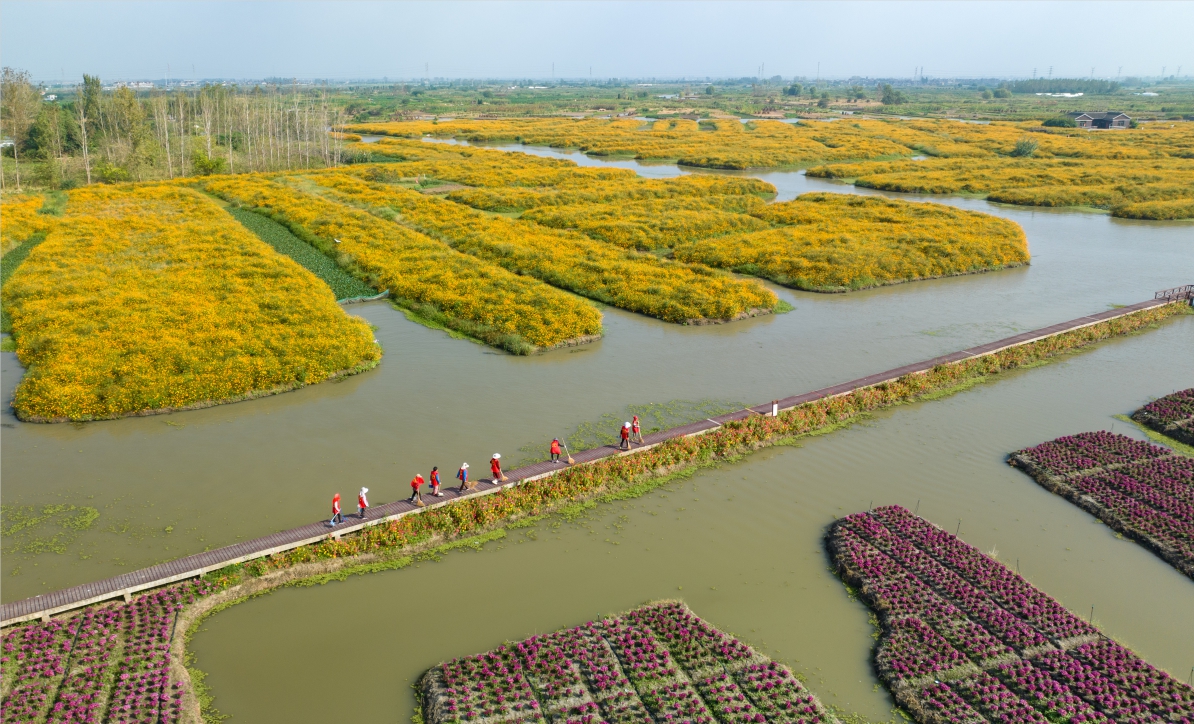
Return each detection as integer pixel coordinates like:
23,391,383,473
828,505,1194,724
1010,431,1194,579
0,579,214,724
421,602,832,724
1132,389,1194,447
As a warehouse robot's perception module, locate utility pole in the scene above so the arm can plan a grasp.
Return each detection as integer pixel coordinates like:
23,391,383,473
1033,67,1037,79
1048,65,1053,79
1117,66,1122,79
1162,66,1167,78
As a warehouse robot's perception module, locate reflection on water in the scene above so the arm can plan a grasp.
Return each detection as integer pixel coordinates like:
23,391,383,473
189,320,1194,723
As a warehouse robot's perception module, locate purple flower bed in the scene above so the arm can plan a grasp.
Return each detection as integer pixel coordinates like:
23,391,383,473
0,579,212,724
1012,431,1194,579
420,603,833,724
1137,389,1194,427
827,505,1194,724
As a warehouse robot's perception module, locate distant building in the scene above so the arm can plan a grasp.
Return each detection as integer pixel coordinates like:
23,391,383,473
1068,111,1131,129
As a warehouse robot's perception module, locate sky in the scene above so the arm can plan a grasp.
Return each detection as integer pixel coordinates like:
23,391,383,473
2,1,1192,83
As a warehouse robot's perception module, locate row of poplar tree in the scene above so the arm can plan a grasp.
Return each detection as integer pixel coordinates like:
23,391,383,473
0,67,354,192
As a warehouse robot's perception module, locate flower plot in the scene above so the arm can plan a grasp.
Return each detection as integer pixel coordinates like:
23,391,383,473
420,602,832,724
0,580,213,724
1131,389,1194,448
827,505,1194,724
1010,430,1194,579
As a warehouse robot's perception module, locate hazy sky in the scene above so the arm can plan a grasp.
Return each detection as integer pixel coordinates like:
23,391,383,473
2,1,1192,82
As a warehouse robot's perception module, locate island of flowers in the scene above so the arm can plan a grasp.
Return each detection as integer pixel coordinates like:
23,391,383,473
1010,431,1194,579
0,580,213,724
420,601,833,724
827,505,1194,724
1131,389,1194,448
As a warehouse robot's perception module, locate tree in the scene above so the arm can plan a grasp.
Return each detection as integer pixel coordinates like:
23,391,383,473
784,83,802,97
879,83,907,105
1,67,40,191
818,92,831,108
705,86,714,95
1042,116,1077,128
1010,138,1039,157
75,83,93,184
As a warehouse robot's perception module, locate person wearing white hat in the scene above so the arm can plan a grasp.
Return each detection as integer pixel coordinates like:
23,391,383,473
619,422,631,450
357,487,369,519
490,453,503,484
457,462,470,491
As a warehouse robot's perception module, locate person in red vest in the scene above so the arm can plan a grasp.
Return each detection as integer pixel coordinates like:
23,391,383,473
330,493,342,526
357,487,369,519
619,422,631,450
491,453,503,484
631,415,643,444
457,462,470,491
430,466,442,497
408,474,425,504
550,438,562,463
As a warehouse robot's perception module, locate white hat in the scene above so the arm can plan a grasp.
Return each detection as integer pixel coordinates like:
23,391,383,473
624,422,631,427
492,453,501,459
461,462,469,469
360,487,369,494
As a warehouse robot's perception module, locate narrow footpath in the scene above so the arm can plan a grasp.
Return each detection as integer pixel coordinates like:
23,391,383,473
1,290,1189,627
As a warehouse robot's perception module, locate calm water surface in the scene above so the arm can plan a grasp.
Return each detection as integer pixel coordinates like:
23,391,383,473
2,142,1192,722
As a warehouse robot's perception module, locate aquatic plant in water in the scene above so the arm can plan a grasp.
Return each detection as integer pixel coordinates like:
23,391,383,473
421,602,831,724
1010,430,1194,579
1131,389,1194,447
827,505,1194,724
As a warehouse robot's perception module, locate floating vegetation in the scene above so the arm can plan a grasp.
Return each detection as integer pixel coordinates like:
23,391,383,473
0,580,214,723
419,601,833,724
1010,430,1194,579
1131,388,1194,447
827,505,1194,724
0,503,100,556
1,184,380,422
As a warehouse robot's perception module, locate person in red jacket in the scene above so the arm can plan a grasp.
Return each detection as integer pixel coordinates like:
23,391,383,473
457,462,470,491
430,467,442,497
357,487,369,519
631,415,643,444
330,493,342,526
619,422,631,450
491,453,503,484
408,474,425,504
550,438,562,463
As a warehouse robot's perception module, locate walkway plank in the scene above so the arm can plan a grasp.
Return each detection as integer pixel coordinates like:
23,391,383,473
0,294,1184,626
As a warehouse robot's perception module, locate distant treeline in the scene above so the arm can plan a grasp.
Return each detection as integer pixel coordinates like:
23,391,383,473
1006,79,1121,95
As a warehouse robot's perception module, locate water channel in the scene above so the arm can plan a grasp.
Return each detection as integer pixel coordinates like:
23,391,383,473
2,139,1192,723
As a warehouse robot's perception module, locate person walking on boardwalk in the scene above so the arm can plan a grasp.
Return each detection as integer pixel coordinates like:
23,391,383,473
491,453,504,484
631,415,643,444
357,487,369,519
430,466,443,497
409,474,425,505
550,438,562,463
457,462,470,491
330,493,343,526
619,422,631,450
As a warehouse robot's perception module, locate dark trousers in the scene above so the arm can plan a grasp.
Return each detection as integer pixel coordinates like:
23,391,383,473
551,453,560,461
331,512,342,524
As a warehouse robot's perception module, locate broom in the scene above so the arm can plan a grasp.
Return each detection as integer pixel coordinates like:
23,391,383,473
563,440,575,465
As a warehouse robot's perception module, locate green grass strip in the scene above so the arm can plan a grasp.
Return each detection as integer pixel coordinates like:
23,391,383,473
1114,414,1194,457
1,231,49,333
224,206,376,301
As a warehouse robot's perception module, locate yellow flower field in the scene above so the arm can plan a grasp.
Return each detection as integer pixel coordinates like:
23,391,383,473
2,184,380,422
673,193,1029,292
204,175,603,350
347,118,1194,217
1,194,54,255
299,170,780,322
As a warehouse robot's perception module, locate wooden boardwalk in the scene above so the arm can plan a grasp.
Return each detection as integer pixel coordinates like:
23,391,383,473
0,295,1184,627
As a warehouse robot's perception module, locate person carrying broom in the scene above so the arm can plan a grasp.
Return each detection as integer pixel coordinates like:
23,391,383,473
491,453,505,485
550,438,562,463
